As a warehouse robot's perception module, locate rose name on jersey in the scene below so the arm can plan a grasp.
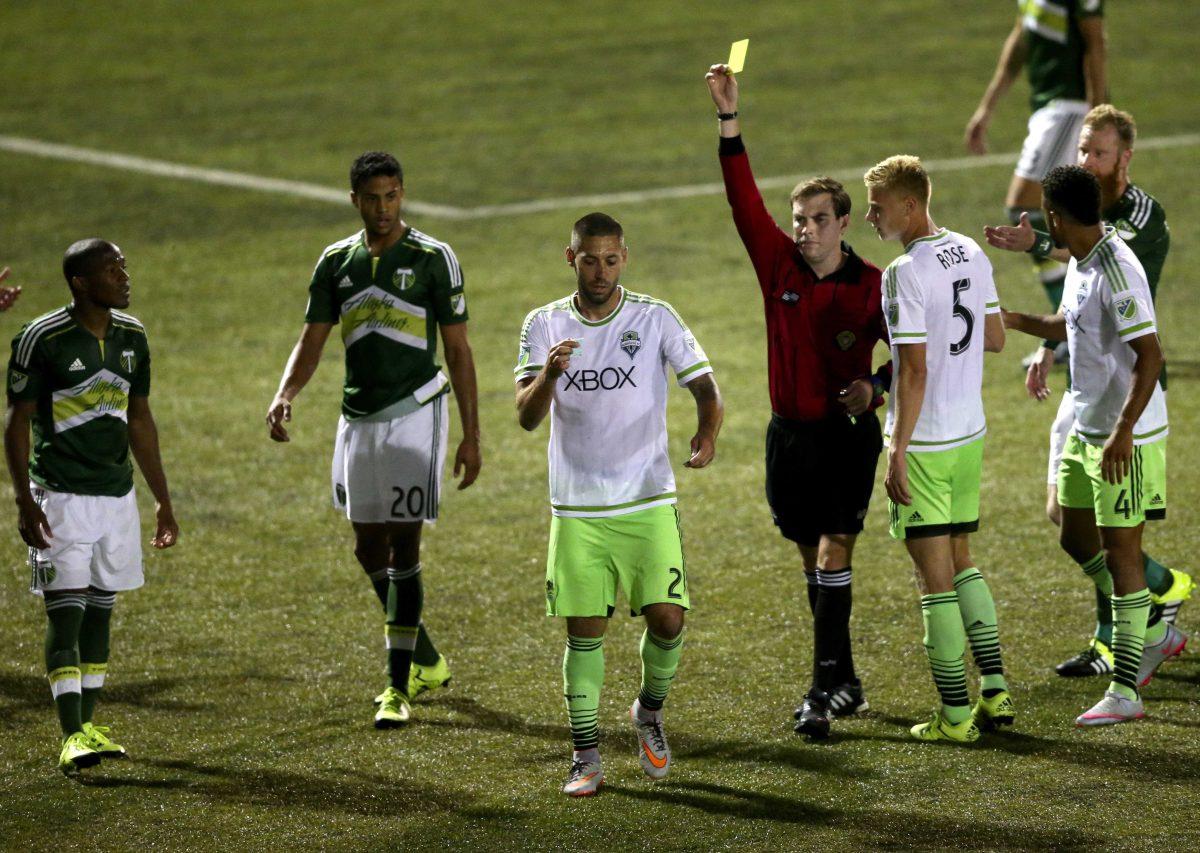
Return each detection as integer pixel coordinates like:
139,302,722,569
340,286,427,350
51,369,131,433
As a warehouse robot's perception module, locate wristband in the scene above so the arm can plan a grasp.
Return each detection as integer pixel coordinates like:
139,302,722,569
717,110,738,121
1027,230,1054,259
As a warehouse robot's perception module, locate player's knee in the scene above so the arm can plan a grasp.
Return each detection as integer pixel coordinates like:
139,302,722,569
644,606,685,640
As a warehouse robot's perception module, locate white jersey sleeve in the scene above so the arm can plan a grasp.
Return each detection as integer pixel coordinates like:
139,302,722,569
884,259,927,345
514,307,552,382
982,255,1001,315
658,304,712,386
1102,256,1157,343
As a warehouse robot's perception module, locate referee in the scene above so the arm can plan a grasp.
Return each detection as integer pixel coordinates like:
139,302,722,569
706,63,891,739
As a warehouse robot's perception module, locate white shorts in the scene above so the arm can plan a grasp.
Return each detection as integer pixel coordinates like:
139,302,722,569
1015,100,1089,182
332,394,449,524
29,485,143,593
1047,391,1075,486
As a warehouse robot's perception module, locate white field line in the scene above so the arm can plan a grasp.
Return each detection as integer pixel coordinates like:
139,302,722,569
3,133,1198,220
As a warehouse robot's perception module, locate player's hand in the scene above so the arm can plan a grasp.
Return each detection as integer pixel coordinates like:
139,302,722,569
266,395,292,442
0,267,21,312
885,448,912,506
965,109,990,155
151,503,179,549
1101,428,1133,485
705,64,739,113
453,436,482,490
838,379,875,417
685,433,716,469
544,339,580,379
16,496,52,550
984,212,1036,253
1025,347,1054,401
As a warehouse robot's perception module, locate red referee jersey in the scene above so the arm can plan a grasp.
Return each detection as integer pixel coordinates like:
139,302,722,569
720,135,886,422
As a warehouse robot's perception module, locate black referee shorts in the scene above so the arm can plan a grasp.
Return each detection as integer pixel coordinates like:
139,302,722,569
765,412,883,547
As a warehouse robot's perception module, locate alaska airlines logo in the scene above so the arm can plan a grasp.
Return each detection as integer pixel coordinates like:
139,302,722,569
563,365,637,391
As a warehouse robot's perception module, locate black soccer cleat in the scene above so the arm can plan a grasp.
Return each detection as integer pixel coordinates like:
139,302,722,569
793,689,831,740
1054,641,1114,678
827,681,869,717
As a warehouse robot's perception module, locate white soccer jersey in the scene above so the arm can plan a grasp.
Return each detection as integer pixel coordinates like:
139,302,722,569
514,288,713,518
883,229,1000,452
1062,228,1167,446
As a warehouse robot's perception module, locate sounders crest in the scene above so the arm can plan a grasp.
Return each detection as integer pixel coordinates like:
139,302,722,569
619,330,641,360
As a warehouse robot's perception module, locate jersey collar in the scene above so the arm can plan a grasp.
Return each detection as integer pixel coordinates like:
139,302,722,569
904,228,947,253
1078,227,1117,268
570,286,626,326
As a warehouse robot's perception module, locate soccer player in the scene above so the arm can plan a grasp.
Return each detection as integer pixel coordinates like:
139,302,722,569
0,266,21,311
965,0,1106,363
4,239,179,775
515,212,722,796
1003,165,1183,725
705,63,891,738
266,151,481,728
984,105,1191,678
865,157,1012,743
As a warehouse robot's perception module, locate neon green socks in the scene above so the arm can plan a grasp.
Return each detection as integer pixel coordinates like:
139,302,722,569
921,592,970,724
1109,589,1151,700
564,635,605,752
953,568,1007,694
637,629,684,712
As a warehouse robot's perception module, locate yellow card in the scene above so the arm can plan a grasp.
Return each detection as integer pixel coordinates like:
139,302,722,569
727,38,749,74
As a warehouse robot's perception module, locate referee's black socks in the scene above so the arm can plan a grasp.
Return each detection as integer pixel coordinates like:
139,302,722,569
813,568,854,691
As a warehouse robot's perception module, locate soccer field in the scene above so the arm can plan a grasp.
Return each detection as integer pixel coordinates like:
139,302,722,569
2,1,1199,849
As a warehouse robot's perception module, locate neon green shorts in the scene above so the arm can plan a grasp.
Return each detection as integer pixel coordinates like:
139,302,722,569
545,503,689,617
1058,434,1166,527
888,438,983,540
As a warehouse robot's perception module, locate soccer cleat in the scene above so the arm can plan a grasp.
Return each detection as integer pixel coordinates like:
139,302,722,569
373,686,411,728
793,689,831,740
1075,690,1145,727
561,756,604,797
58,731,101,776
80,722,126,757
629,701,671,779
408,654,452,700
827,681,869,717
972,691,1015,731
909,711,980,744
1055,639,1114,678
1137,623,1188,688
1151,569,1195,626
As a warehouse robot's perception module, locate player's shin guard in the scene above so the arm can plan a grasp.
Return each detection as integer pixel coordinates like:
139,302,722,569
921,592,971,724
385,564,423,695
953,568,1007,694
564,635,605,752
45,593,87,735
638,629,684,712
814,568,852,691
78,589,115,724
1078,553,1115,646
1109,590,1152,700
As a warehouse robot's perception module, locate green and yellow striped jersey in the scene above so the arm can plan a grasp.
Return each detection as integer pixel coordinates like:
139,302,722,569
1019,0,1103,112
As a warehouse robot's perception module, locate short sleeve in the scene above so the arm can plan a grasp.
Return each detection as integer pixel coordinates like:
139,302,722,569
7,328,44,403
514,310,549,382
304,251,338,324
659,304,713,387
981,257,1001,315
430,244,468,325
1103,259,1156,342
884,261,927,345
131,337,151,397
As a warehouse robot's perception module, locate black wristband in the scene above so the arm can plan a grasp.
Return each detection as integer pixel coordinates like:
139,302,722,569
717,110,738,121
1028,231,1054,258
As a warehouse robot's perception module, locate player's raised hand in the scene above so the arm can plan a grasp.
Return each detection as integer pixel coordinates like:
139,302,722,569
838,379,874,417
705,64,739,113
454,437,482,490
1101,428,1133,485
266,395,293,442
151,503,179,549
1025,347,1053,401
0,267,21,312
885,449,912,506
685,433,716,469
984,212,1036,253
16,497,52,550
545,339,580,379
965,109,990,155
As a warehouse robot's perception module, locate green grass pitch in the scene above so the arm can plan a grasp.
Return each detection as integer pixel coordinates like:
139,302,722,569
1,1,1198,849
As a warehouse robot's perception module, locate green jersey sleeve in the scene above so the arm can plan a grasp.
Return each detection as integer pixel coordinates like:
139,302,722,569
430,243,467,325
1124,202,1169,299
7,328,43,403
131,337,151,397
304,251,338,324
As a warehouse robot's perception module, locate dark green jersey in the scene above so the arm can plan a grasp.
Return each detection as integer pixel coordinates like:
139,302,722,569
1106,184,1169,298
305,228,467,419
7,307,151,497
1020,0,1103,112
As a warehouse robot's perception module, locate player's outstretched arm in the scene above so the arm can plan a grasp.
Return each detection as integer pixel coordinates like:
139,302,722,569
515,339,578,431
440,322,482,490
983,214,1071,263
1102,334,1164,485
965,18,1027,155
684,373,722,469
885,344,928,506
705,64,740,138
266,322,332,442
1000,308,1067,342
4,400,52,549
0,267,21,312
127,396,178,549
984,312,1006,353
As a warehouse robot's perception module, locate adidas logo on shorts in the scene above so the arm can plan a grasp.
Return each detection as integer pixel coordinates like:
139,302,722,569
68,358,86,371
908,510,924,523
1150,493,1164,505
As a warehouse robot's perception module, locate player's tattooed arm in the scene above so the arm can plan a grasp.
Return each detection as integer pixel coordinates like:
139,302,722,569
440,322,482,490
516,339,578,431
128,396,178,549
684,373,723,469
267,322,333,442
4,400,52,549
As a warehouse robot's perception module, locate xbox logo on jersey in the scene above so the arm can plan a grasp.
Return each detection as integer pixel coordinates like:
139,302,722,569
562,365,637,391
